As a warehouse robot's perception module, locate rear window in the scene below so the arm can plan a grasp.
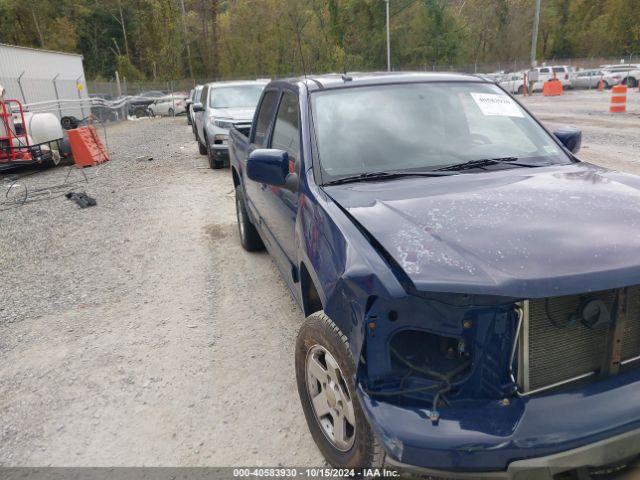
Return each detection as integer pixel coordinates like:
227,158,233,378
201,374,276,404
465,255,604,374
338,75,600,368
552,67,566,73
209,85,265,109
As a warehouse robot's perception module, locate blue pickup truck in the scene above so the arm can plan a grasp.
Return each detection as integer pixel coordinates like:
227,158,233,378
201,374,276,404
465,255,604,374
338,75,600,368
229,72,640,478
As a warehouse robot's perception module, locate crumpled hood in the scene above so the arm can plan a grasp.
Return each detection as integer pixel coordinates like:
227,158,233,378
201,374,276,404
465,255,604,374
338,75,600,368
324,163,640,298
211,107,255,123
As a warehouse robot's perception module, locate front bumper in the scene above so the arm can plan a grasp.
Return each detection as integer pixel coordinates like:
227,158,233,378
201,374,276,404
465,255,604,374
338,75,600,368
358,367,640,475
212,145,230,166
386,428,640,479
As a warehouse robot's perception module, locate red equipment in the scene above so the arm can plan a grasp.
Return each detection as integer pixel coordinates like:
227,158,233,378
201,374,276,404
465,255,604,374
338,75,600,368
0,99,32,163
0,99,60,170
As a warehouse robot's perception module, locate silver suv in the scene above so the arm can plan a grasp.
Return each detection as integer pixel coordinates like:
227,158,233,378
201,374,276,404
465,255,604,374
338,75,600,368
192,80,268,169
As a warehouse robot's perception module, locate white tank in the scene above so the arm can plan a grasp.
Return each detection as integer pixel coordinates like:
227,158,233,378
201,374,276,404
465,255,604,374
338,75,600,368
26,113,63,145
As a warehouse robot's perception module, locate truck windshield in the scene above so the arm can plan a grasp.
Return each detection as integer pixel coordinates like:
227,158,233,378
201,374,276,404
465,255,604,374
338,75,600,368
311,82,571,181
210,85,265,109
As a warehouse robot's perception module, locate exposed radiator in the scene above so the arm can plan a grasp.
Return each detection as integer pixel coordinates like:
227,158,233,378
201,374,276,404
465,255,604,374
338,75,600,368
518,286,640,394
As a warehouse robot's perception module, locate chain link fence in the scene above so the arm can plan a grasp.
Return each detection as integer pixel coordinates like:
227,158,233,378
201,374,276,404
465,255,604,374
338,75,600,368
86,55,640,97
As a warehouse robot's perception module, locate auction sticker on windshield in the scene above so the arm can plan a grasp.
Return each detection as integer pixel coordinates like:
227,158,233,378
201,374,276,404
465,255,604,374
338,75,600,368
470,93,524,118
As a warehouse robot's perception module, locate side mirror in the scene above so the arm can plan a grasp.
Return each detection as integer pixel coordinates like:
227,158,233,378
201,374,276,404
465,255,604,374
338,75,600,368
554,126,582,154
247,149,298,191
185,99,193,106
192,103,204,112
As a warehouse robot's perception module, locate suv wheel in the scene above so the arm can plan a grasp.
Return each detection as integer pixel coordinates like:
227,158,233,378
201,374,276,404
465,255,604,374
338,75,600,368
235,186,264,251
628,77,638,88
207,138,223,169
296,312,385,468
198,134,207,155
168,108,175,117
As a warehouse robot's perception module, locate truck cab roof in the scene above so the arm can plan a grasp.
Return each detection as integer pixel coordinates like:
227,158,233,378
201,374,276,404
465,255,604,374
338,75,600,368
273,71,491,92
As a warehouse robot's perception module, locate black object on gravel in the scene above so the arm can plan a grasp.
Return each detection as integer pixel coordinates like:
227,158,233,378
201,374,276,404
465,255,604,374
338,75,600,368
65,191,97,208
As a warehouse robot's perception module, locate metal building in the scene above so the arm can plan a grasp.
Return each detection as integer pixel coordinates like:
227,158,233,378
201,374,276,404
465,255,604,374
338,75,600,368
0,43,90,120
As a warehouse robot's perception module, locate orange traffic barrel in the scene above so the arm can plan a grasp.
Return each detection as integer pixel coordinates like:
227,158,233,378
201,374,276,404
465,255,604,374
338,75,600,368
543,80,563,96
610,85,627,113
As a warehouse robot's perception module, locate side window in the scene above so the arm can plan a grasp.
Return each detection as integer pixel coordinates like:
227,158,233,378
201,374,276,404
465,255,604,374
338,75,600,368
539,68,550,74
253,90,279,147
199,86,208,105
271,91,300,169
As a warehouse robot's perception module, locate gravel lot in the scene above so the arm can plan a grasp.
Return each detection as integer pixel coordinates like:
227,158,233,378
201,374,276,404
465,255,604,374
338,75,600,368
1,117,323,467
1,90,639,471
521,88,640,173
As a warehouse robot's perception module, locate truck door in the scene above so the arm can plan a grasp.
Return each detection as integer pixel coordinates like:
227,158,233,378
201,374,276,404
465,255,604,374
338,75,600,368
258,89,300,273
245,89,280,221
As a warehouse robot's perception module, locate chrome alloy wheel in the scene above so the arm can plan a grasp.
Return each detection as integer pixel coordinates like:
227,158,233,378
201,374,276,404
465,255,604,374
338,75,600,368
306,345,356,451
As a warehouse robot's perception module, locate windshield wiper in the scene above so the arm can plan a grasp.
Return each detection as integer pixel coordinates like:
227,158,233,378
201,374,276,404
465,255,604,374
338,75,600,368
323,170,458,186
435,157,548,172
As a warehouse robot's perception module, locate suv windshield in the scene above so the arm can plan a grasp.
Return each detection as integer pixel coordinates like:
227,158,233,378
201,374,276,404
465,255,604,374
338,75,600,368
210,85,265,109
311,82,571,181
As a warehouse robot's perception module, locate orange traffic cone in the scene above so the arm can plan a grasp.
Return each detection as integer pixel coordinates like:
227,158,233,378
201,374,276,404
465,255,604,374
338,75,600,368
598,78,604,92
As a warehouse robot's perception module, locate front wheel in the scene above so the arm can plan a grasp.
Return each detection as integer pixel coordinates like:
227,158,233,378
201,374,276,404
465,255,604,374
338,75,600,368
235,186,264,251
198,136,207,155
296,312,384,468
207,140,223,169
168,108,175,117
627,77,638,88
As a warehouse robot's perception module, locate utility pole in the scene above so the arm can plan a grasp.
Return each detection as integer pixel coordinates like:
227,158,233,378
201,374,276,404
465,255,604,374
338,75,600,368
530,0,541,67
384,0,391,71
180,0,194,80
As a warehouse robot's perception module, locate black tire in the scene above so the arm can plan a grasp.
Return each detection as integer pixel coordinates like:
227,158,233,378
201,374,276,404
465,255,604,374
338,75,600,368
628,77,638,88
603,81,610,90
46,151,62,168
235,186,264,251
134,107,147,118
296,312,385,468
168,108,175,117
517,85,524,95
148,108,155,117
60,116,79,130
207,139,223,169
187,112,192,125
198,138,207,155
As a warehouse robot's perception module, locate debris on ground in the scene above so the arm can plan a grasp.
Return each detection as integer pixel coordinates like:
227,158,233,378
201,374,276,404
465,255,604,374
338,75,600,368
65,191,97,208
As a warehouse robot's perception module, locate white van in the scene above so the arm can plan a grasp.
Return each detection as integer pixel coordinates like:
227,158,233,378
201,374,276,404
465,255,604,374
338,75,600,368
530,65,573,91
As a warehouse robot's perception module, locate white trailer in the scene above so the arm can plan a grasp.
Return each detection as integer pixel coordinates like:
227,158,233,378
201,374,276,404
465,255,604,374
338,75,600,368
0,43,90,120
